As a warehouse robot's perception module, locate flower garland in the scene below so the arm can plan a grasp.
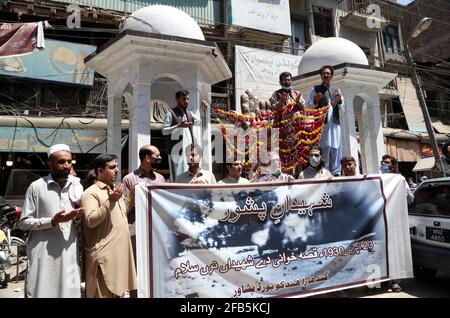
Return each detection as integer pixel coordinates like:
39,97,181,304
214,102,330,175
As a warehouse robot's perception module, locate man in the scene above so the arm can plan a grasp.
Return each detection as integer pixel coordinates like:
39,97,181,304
176,144,216,184
162,89,208,182
298,146,333,180
340,155,365,177
258,151,294,182
407,177,417,189
122,145,165,264
219,160,250,184
380,154,414,204
16,144,84,298
269,72,306,175
376,154,413,294
269,72,304,111
307,65,344,176
81,154,137,298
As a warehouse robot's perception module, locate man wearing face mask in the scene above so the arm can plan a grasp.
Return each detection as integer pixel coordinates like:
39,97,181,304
298,145,333,180
307,65,344,176
122,145,165,270
269,72,304,111
379,154,414,204
269,72,305,175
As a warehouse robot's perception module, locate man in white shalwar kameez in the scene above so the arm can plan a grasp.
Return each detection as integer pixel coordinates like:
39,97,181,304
162,89,208,182
17,144,84,298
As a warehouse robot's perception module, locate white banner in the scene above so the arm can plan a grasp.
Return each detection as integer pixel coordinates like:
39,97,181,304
230,0,292,35
136,174,413,298
234,45,302,111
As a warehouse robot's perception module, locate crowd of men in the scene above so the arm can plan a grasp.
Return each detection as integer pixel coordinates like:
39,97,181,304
16,65,416,298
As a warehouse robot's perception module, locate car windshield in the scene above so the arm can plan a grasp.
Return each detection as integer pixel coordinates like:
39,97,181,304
4,169,45,196
409,182,450,217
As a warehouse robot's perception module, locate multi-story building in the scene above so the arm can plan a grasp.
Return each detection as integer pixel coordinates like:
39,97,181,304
290,0,449,179
1,0,448,195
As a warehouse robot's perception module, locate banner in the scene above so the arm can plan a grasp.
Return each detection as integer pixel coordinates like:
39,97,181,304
0,22,45,58
136,174,413,298
230,0,292,35
234,45,302,110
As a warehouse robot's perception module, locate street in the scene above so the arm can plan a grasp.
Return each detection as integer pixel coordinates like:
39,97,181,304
1,260,449,298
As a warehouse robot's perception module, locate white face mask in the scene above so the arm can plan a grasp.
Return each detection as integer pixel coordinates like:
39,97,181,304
309,156,321,167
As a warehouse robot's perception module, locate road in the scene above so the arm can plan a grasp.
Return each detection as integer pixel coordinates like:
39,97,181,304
1,264,449,298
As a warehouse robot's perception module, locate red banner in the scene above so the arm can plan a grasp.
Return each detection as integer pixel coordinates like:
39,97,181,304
0,22,45,58
420,143,444,158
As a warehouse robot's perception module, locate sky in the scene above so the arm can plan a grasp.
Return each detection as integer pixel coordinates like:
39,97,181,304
396,0,414,5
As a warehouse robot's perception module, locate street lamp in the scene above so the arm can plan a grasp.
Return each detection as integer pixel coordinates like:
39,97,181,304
404,17,447,177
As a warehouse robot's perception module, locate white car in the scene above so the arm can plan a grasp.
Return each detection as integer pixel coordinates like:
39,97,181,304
408,177,450,278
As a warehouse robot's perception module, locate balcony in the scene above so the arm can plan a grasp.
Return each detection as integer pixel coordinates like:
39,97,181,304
339,0,390,32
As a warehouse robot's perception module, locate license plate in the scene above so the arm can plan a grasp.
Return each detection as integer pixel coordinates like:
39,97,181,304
426,227,450,243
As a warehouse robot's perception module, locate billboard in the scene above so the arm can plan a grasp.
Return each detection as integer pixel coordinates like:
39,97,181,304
230,0,292,35
0,39,96,86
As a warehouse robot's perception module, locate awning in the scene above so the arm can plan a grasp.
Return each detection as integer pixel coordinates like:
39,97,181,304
432,119,450,134
397,75,427,133
386,137,421,162
413,157,435,172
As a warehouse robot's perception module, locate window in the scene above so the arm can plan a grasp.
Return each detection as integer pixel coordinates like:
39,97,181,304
313,7,334,38
381,98,408,130
409,182,450,217
383,25,401,54
291,18,308,55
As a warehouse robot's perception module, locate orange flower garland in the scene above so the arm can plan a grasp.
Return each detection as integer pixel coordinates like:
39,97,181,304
214,102,330,174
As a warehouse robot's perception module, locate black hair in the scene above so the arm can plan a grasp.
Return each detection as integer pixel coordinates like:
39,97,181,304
175,89,190,99
309,145,325,169
320,65,334,76
185,144,202,156
340,155,356,165
93,153,118,175
139,145,154,161
279,72,293,81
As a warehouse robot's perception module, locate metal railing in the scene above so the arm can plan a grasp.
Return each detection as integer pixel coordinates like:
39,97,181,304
341,0,389,20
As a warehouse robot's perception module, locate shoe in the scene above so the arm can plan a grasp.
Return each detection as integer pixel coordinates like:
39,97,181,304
391,283,402,293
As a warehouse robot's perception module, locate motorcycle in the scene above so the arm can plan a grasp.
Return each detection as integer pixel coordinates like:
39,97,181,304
0,198,26,287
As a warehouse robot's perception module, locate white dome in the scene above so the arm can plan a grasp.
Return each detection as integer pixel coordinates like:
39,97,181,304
298,37,368,75
121,5,205,41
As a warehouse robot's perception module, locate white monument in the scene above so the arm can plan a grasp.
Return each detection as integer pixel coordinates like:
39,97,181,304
85,5,232,178
293,37,396,174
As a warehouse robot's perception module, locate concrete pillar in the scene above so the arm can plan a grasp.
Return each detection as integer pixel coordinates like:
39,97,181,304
340,93,359,166
366,97,387,174
129,82,151,171
107,89,123,181
199,82,212,172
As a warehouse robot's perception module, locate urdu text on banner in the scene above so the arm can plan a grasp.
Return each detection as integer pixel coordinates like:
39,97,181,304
234,45,302,111
135,174,413,298
230,0,292,36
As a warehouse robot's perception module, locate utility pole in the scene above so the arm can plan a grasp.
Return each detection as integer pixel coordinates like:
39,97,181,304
404,44,446,177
